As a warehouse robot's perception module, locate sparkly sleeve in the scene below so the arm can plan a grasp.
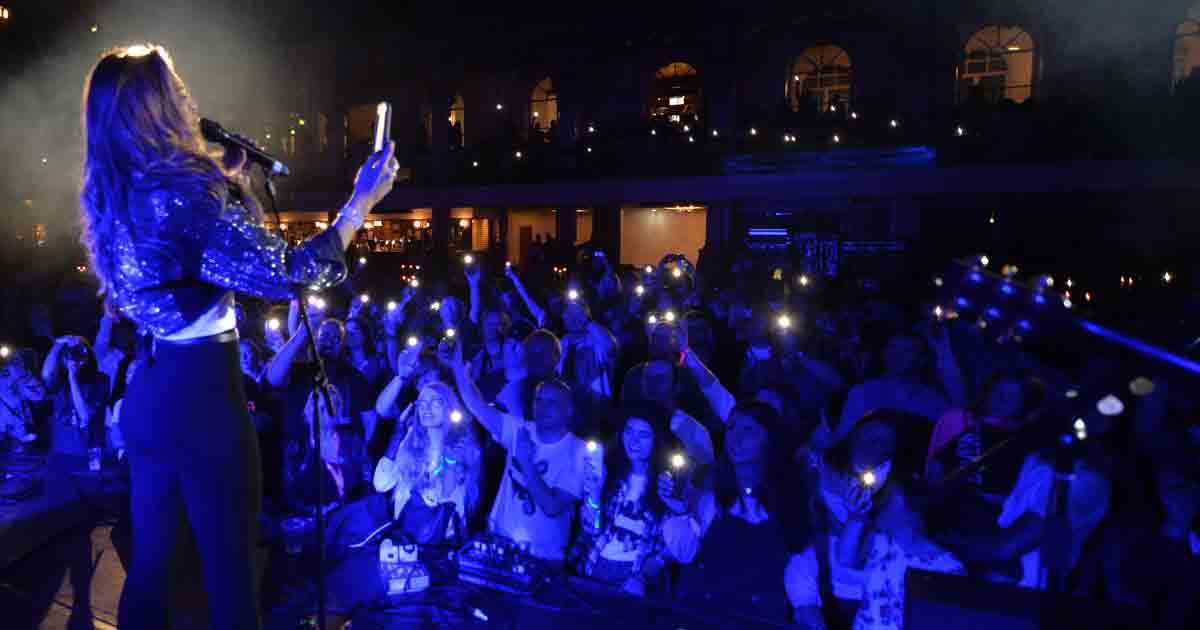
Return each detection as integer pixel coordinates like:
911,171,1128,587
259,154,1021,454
199,201,347,301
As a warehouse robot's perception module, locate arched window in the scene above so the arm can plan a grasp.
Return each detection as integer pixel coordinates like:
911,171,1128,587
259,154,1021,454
1174,4,1200,89
449,92,465,146
649,62,702,126
958,25,1035,104
530,78,557,129
787,45,853,113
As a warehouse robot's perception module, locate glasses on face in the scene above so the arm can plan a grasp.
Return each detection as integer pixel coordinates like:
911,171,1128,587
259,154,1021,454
416,397,448,413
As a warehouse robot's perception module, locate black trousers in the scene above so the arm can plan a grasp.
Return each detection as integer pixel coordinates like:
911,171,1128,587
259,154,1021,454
117,334,261,629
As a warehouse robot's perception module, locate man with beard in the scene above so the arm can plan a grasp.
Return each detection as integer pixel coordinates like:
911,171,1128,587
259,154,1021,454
264,318,375,509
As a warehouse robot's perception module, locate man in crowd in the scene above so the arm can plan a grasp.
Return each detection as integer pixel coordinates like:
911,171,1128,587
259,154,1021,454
450,342,587,565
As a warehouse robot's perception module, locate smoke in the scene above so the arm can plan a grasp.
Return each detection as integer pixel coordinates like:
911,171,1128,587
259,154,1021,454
0,0,299,242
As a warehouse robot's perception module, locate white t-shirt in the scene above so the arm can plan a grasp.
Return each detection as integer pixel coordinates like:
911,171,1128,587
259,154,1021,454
598,473,648,563
853,533,964,630
489,413,587,562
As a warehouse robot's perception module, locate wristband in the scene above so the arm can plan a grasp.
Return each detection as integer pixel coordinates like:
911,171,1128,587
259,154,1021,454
585,496,602,510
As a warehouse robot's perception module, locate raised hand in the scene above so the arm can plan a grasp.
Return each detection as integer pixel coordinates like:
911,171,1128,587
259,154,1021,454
350,141,399,211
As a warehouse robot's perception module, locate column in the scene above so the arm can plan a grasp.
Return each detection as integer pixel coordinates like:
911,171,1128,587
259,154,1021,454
590,205,621,262
431,206,451,274
704,204,734,251
429,91,452,185
555,207,578,266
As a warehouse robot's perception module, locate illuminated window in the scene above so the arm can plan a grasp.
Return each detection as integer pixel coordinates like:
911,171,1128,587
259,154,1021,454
788,45,853,113
449,92,465,146
0,6,10,22
649,62,701,125
346,103,378,147
958,25,1036,104
1174,4,1200,90
530,78,558,130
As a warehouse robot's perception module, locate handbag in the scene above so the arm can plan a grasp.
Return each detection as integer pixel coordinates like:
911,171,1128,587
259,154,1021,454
397,491,460,546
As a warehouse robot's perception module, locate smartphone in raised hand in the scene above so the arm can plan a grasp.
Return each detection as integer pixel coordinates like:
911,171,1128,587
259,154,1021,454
373,101,393,153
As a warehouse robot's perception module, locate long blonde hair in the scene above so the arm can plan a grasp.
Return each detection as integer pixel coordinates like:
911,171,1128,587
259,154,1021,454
395,382,482,517
79,44,259,302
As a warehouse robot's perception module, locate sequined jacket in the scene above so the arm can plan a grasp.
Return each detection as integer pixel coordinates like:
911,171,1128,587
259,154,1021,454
109,172,346,337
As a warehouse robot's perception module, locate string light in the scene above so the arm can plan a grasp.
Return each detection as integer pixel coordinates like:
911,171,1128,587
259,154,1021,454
1162,271,1173,284
776,314,792,330
889,119,899,128
387,301,397,311
360,294,370,303
267,319,281,332
450,410,463,423
832,134,841,143
956,125,965,137
749,127,758,136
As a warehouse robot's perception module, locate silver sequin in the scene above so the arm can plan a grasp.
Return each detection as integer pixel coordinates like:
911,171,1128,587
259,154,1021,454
108,179,345,338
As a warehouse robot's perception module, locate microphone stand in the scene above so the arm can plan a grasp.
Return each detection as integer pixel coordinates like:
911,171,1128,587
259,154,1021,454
261,170,332,630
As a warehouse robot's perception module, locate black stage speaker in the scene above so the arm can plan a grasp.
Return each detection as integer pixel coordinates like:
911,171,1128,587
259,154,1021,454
905,569,1142,630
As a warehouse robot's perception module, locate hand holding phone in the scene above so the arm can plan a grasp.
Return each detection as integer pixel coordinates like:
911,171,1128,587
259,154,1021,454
374,102,393,153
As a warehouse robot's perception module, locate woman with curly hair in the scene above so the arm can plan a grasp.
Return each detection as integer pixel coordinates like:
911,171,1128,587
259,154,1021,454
373,381,483,539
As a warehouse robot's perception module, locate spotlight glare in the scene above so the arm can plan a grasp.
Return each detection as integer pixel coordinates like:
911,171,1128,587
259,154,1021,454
406,336,419,347
266,319,281,332
450,410,463,423
671,453,686,469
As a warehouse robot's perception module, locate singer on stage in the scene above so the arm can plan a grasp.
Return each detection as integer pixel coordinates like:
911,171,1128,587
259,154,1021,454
78,44,398,629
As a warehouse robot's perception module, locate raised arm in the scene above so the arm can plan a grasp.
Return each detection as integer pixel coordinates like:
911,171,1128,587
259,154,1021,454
264,326,309,389
683,349,736,426
448,350,504,441
130,144,396,309
466,265,483,325
927,326,967,408
505,266,546,327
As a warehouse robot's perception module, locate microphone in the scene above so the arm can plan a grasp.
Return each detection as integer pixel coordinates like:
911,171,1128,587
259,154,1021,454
200,118,290,177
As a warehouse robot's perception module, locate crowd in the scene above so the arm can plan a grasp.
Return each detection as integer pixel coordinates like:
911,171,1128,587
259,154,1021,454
1,243,1198,630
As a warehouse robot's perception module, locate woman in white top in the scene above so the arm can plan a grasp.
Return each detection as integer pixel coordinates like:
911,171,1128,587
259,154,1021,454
373,382,482,536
